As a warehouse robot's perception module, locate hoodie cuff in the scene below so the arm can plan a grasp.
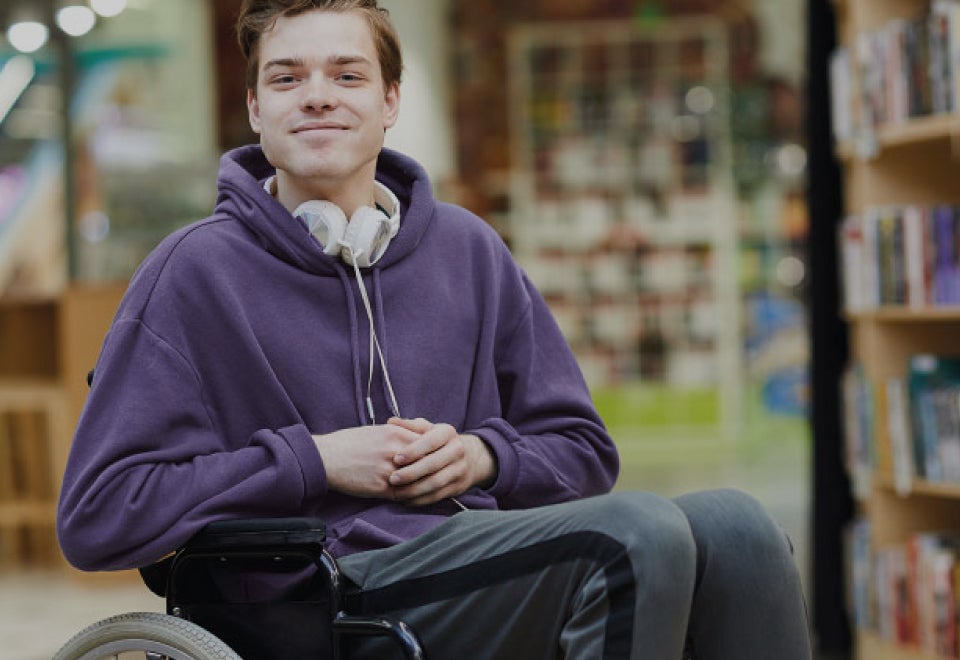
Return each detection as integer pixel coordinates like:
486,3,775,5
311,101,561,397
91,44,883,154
469,420,520,499
277,424,327,502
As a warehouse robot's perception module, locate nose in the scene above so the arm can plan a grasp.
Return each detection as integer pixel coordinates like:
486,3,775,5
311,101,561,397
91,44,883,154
301,74,337,112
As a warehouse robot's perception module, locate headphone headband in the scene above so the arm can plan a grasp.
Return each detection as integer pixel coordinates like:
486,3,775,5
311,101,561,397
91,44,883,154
278,179,400,267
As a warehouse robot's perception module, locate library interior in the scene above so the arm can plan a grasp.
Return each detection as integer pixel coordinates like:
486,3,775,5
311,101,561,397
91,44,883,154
0,0,955,658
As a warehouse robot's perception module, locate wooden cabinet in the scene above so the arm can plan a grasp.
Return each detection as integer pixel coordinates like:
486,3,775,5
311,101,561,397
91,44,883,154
832,0,960,656
0,284,124,568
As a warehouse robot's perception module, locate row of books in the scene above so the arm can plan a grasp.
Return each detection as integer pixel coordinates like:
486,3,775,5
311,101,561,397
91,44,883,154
830,0,960,153
839,204,960,312
843,355,960,499
848,519,960,657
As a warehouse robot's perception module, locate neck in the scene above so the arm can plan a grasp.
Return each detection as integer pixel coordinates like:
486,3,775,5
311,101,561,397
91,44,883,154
274,171,377,218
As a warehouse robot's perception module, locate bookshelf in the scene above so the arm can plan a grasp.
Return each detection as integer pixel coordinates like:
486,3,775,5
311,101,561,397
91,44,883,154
506,17,742,446
832,0,960,657
0,285,125,569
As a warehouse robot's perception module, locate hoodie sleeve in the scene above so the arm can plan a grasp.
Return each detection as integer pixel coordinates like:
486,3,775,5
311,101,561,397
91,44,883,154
56,318,326,571
467,275,620,509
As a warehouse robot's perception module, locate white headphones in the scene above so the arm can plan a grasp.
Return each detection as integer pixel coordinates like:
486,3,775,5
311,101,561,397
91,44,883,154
264,176,401,267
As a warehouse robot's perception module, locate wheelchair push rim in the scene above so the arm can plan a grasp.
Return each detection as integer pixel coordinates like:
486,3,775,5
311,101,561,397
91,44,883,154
53,611,242,660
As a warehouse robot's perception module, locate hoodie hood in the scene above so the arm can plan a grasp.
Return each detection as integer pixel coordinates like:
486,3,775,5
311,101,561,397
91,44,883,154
215,144,436,274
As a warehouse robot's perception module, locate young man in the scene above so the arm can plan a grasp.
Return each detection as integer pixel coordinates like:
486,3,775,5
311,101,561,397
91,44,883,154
58,1,812,657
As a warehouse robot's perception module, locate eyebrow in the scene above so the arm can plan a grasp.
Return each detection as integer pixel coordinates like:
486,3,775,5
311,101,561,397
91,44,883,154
261,54,373,72
330,54,373,67
262,57,304,72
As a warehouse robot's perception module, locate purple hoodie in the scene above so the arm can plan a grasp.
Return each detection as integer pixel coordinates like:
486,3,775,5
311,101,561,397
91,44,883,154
57,145,619,571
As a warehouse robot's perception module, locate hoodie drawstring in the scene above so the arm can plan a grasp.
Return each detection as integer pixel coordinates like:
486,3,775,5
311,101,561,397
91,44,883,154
371,269,400,420
337,267,368,425
340,243,400,424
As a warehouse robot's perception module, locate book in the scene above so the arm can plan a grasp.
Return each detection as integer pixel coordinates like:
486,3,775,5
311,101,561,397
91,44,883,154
904,13,926,118
932,0,960,113
902,205,931,307
875,380,895,477
840,214,866,312
861,207,881,309
830,47,854,144
933,386,960,481
845,517,873,629
932,205,958,305
908,354,960,480
856,30,883,155
877,207,905,305
886,377,916,494
843,362,875,497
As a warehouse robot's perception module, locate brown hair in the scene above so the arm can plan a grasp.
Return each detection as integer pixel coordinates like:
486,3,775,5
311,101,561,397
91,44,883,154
237,0,403,91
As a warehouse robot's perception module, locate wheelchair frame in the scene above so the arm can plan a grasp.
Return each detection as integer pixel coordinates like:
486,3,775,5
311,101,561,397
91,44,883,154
55,518,427,660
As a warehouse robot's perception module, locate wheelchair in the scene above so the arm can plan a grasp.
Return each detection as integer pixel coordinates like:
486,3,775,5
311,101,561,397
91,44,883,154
53,517,427,660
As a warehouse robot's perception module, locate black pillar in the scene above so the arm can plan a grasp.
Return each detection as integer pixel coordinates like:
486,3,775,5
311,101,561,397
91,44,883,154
805,0,853,656
50,5,79,282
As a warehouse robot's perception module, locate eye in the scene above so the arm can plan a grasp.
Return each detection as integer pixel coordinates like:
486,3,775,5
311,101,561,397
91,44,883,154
269,74,298,86
337,73,364,84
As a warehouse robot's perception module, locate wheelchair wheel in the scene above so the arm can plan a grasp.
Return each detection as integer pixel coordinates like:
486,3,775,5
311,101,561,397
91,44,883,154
53,611,242,660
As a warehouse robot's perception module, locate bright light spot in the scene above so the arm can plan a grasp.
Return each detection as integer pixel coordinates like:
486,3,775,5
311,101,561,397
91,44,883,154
6,21,49,54
90,0,128,18
80,211,111,243
685,86,715,114
0,56,36,124
775,143,808,177
776,256,806,287
57,5,97,37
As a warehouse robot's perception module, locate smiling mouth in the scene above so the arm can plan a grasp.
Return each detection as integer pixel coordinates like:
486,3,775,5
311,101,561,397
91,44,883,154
293,123,348,133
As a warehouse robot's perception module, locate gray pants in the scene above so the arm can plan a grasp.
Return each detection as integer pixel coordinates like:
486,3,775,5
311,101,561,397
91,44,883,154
338,489,812,659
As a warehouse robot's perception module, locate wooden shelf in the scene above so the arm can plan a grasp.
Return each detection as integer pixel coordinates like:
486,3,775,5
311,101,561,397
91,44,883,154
878,114,960,149
874,473,960,499
846,306,960,323
836,114,960,162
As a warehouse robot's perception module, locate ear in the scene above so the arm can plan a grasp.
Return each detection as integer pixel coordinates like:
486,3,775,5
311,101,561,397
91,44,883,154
382,82,400,130
247,88,262,135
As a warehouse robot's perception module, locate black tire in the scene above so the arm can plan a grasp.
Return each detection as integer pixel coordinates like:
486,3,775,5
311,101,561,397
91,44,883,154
53,611,243,660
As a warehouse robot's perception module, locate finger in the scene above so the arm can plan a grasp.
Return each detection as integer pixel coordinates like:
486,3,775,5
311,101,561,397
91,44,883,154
394,423,457,466
388,419,433,465
387,417,433,433
389,450,449,487
390,438,465,487
394,464,466,506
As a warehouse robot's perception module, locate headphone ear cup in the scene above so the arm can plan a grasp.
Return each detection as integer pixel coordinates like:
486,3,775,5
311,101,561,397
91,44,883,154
341,207,392,267
293,200,347,256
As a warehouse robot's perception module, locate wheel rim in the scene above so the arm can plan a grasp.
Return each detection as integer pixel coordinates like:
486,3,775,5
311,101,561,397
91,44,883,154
76,637,202,660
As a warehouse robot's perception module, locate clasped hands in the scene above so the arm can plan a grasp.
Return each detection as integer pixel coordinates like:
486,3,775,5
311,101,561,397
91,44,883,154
313,417,496,506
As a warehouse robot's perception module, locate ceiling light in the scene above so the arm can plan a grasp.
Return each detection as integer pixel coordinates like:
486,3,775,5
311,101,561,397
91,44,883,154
6,21,49,54
90,0,128,18
56,5,97,37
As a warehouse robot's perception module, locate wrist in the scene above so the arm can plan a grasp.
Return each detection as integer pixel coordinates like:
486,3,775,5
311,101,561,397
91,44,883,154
464,434,497,489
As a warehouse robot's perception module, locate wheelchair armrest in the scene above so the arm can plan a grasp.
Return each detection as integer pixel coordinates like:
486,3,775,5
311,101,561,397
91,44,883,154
138,517,327,598
184,517,326,550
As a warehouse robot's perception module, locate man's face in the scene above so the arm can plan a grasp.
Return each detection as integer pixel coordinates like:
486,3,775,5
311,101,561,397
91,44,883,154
247,10,399,207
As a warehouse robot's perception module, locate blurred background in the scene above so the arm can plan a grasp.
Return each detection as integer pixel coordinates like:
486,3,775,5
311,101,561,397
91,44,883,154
0,0,822,657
